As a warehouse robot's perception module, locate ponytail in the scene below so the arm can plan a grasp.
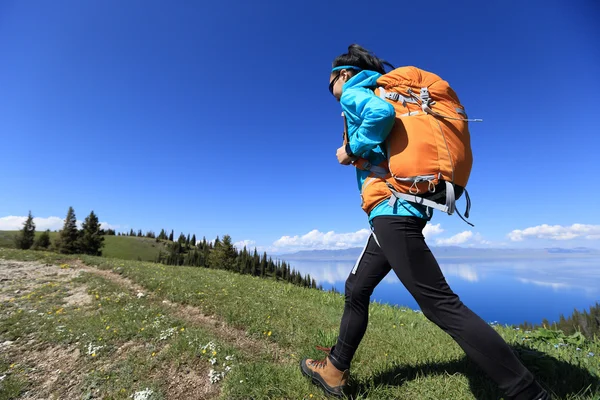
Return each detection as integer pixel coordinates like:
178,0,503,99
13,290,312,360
332,44,394,75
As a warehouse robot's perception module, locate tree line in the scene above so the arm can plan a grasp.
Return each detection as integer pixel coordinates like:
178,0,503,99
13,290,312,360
13,207,104,256
519,302,600,340
11,207,321,291
155,234,321,290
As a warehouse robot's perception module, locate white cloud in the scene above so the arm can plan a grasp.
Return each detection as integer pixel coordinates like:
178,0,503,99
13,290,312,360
433,230,495,247
435,231,473,246
423,223,444,239
0,216,64,231
100,222,120,230
234,240,256,250
0,215,118,232
273,228,371,251
508,224,600,242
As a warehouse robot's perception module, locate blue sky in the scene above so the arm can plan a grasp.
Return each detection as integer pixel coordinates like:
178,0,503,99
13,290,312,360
1,0,599,253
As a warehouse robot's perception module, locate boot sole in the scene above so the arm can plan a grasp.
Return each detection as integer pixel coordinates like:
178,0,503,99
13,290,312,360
300,359,345,398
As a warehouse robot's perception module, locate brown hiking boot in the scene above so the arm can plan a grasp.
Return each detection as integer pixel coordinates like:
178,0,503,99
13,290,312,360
300,346,349,397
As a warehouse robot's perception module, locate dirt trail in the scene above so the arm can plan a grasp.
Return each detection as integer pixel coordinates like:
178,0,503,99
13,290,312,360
0,259,81,301
0,258,284,399
73,260,285,361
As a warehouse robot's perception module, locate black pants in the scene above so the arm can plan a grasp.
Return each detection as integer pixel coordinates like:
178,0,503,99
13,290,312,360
329,216,547,400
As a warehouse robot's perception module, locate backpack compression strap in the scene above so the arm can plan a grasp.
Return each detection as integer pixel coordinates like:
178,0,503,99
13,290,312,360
385,181,474,227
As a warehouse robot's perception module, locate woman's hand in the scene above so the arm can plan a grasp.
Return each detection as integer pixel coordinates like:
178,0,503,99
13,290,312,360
336,145,353,165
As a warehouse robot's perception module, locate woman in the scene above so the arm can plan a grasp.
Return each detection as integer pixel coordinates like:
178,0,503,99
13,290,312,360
300,44,549,400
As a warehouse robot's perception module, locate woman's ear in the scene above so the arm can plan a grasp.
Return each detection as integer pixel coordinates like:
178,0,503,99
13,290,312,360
340,69,350,82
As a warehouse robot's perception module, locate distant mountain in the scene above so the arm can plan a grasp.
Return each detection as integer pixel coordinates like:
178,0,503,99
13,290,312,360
277,246,600,261
544,247,596,254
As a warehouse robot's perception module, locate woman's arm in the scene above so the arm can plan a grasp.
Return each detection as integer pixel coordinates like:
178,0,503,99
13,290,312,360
342,87,396,157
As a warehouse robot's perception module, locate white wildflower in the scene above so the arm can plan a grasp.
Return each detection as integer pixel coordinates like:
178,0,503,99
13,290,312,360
225,355,234,361
202,341,217,351
159,327,176,340
87,342,104,356
209,358,217,365
131,388,153,400
208,369,222,384
137,292,145,298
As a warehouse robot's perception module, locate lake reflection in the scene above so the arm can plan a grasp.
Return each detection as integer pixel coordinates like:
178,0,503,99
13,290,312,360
285,257,600,326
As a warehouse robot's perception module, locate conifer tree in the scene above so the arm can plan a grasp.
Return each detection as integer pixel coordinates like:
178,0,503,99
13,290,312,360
191,234,196,247
15,211,36,250
56,207,79,254
78,210,105,256
260,252,267,277
34,229,51,250
220,235,237,270
169,230,174,241
251,248,259,275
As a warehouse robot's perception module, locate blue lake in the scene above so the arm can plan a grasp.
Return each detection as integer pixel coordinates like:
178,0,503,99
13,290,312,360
285,256,600,326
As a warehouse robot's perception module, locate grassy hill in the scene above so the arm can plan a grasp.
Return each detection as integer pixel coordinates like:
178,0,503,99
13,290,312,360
0,248,598,399
0,230,167,262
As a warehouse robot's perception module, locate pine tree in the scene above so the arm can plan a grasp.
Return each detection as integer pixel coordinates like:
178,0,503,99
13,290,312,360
220,235,237,270
178,233,187,245
77,210,105,256
14,211,36,250
251,248,259,275
169,230,174,241
186,234,191,246
260,252,267,277
191,234,197,247
34,229,51,250
158,229,166,240
209,236,223,268
56,207,79,254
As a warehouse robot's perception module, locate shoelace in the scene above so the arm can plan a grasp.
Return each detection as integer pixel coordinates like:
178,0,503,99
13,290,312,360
315,345,331,354
309,346,333,369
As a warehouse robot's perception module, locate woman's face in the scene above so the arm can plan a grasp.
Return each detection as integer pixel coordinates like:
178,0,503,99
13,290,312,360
329,69,352,101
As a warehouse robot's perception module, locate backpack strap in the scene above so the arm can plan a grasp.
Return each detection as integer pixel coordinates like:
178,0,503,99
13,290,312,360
385,181,474,227
378,87,419,107
352,159,389,177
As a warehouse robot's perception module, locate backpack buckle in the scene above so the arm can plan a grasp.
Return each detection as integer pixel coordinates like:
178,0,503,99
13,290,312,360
385,92,400,102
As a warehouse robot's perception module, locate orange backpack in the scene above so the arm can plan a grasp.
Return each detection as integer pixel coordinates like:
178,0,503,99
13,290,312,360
347,66,481,225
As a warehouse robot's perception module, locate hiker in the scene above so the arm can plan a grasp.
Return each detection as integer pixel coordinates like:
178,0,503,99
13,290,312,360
300,44,550,400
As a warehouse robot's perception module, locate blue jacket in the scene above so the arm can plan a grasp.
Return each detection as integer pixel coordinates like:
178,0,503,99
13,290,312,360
340,70,431,223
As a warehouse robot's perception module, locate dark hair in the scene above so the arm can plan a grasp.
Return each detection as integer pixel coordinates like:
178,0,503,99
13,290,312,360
332,44,395,75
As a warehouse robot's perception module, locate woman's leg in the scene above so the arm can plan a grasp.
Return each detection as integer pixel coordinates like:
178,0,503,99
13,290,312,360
371,216,548,400
328,234,392,371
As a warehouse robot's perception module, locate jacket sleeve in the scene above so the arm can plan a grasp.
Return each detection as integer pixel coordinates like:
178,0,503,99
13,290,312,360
341,87,396,157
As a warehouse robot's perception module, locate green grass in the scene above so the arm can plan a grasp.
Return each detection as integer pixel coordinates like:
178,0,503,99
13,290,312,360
1,247,599,399
101,235,166,262
0,230,166,262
